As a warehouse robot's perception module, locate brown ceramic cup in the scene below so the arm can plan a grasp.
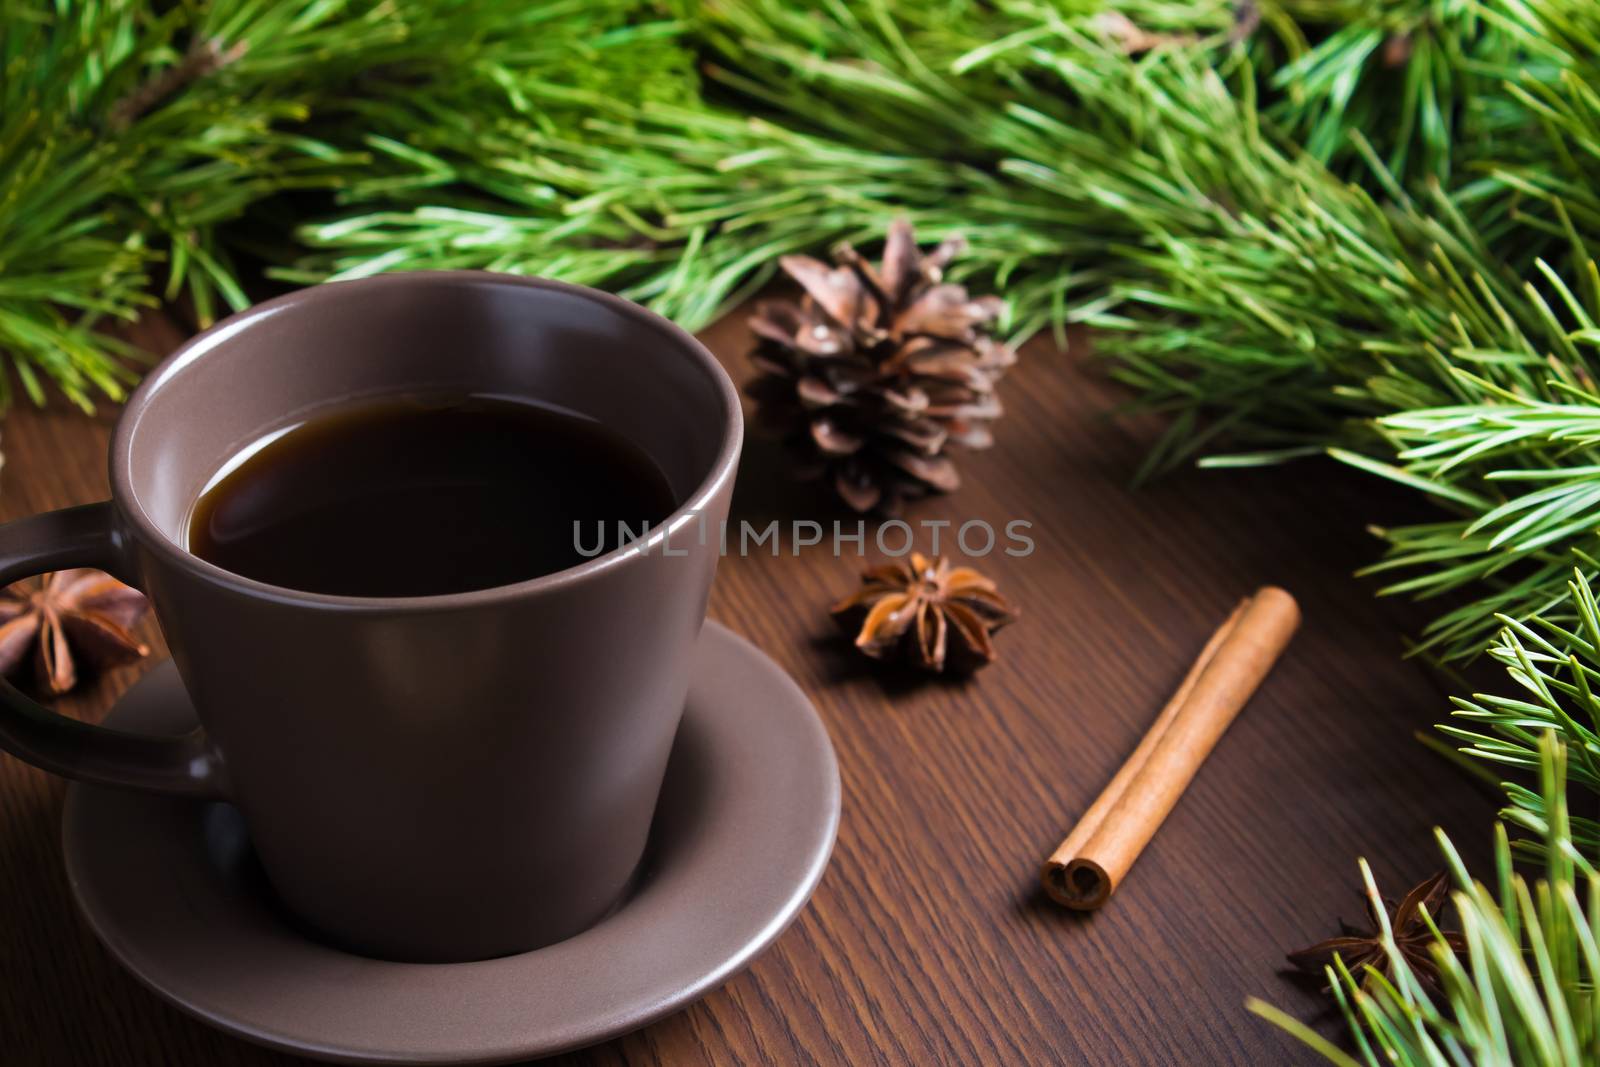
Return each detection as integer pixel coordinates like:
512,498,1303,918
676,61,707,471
0,272,742,962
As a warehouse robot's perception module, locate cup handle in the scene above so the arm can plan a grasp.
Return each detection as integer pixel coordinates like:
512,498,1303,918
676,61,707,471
0,502,227,799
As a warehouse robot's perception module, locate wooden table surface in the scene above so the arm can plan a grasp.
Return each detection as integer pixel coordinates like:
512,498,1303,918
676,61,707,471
0,306,1493,1066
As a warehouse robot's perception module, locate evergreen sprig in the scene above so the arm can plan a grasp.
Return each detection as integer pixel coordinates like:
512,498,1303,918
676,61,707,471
1252,735,1598,1067
1443,570,1600,852
0,0,690,406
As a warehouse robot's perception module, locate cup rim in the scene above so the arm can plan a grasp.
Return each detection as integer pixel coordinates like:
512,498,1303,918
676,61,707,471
110,271,743,611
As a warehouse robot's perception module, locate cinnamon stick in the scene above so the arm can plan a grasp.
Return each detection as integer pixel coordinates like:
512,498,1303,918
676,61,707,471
1041,587,1299,910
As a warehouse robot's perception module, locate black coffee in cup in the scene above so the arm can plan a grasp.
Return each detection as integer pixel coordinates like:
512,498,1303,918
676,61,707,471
187,394,676,597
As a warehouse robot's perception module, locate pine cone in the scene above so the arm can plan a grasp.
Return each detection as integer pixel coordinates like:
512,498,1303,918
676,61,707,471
746,219,1015,514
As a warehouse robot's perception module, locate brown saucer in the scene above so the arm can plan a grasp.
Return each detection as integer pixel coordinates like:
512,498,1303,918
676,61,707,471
62,621,839,1065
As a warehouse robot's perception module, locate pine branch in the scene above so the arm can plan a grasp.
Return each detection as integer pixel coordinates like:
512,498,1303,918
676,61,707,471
1439,569,1600,836
106,36,247,132
0,0,684,405
1254,736,1598,1066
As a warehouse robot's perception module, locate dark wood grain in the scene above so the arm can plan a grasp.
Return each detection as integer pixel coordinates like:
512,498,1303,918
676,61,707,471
0,306,1493,1066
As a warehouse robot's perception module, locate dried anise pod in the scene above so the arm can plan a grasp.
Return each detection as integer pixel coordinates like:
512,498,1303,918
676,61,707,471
1287,871,1466,996
746,219,1015,515
831,553,1017,673
0,570,150,695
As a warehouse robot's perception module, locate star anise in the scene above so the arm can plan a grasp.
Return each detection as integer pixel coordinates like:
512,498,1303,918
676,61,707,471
0,570,150,696
831,553,1017,673
1288,872,1466,996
